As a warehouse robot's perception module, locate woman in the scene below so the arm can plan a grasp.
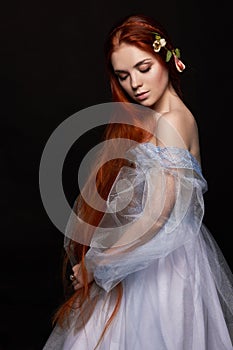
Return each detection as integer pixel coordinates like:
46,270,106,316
43,14,233,349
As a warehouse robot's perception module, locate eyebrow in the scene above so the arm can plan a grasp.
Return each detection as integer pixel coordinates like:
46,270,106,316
114,58,152,73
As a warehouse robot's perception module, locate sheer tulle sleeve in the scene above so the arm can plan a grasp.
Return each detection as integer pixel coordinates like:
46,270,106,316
84,144,207,292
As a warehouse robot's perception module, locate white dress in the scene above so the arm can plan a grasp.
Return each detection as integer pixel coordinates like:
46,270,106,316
43,143,233,349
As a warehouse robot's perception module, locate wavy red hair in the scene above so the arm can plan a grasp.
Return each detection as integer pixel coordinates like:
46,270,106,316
52,13,183,348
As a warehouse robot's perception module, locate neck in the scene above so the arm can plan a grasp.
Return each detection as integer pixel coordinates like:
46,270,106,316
151,83,180,114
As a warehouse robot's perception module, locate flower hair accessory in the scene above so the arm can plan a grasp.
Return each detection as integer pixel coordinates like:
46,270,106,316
152,32,186,72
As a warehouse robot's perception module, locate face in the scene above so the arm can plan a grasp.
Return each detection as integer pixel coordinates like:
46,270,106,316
111,43,169,110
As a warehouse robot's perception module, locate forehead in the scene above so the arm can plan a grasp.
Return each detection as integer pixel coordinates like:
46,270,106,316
111,43,155,70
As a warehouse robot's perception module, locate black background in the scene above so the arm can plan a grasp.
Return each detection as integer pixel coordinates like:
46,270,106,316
0,1,232,349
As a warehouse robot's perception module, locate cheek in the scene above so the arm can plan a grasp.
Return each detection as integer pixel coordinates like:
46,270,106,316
119,81,132,95
152,77,169,99
150,67,168,85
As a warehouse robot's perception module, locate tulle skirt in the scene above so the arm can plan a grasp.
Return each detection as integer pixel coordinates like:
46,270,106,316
43,224,233,350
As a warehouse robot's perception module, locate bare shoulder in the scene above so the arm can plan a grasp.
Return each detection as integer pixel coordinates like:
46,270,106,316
156,108,200,157
158,108,198,133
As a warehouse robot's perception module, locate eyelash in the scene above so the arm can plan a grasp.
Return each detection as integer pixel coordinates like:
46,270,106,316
140,66,151,73
118,66,151,81
118,75,128,81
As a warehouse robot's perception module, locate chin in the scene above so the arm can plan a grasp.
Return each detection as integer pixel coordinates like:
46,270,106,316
139,100,155,109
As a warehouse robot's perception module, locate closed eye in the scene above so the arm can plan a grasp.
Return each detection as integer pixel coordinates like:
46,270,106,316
139,65,151,73
116,64,151,81
117,74,128,81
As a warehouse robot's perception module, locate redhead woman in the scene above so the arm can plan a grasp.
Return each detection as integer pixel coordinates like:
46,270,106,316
43,14,233,350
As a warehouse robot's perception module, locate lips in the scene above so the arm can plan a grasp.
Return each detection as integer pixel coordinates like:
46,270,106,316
135,91,149,101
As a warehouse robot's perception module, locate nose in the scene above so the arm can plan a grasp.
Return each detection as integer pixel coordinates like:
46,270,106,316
130,73,142,90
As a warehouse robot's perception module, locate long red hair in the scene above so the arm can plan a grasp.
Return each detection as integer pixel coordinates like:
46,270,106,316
52,13,183,348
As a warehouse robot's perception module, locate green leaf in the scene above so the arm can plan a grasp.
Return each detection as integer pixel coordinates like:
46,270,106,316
175,48,181,58
166,50,172,62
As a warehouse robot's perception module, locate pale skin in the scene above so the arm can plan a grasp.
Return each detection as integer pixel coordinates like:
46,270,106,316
71,42,201,290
